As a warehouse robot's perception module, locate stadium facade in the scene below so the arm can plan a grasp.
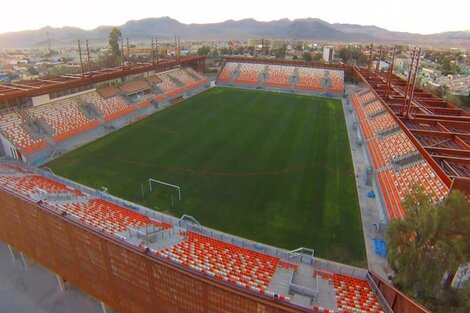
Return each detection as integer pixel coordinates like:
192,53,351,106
1,52,466,313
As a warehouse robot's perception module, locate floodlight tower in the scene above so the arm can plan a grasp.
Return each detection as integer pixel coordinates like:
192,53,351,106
120,37,125,70
77,39,84,78
174,36,177,61
384,46,396,98
373,45,383,87
126,37,130,67
155,36,159,64
86,39,92,77
401,46,421,117
367,44,374,72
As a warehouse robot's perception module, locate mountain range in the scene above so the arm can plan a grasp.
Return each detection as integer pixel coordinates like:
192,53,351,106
0,17,469,49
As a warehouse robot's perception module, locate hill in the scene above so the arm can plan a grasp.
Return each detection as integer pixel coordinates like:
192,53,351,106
0,16,469,48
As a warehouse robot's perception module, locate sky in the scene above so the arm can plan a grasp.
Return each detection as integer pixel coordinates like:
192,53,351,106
0,0,469,35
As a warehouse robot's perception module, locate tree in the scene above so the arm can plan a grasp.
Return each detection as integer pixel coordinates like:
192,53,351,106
109,27,122,59
27,66,38,75
386,189,470,312
441,58,460,76
435,85,449,98
234,47,245,55
208,49,220,59
273,44,287,59
312,52,323,62
337,46,368,66
98,51,119,68
303,52,313,62
197,46,211,56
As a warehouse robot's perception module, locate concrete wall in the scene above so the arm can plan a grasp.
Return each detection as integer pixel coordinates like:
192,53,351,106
0,188,308,313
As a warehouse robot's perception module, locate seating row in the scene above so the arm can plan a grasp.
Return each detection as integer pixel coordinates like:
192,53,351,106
351,91,449,220
367,133,417,169
158,231,280,291
0,68,208,154
314,270,383,313
0,111,47,154
53,199,172,235
81,92,135,122
28,97,99,142
0,173,81,198
391,162,448,203
218,62,344,94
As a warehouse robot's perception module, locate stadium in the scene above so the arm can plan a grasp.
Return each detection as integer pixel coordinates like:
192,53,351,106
0,44,468,313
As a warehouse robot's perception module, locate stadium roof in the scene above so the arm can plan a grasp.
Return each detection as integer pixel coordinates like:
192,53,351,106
355,67,470,193
0,56,204,101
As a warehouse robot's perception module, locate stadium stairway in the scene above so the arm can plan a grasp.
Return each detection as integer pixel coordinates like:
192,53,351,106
78,99,105,123
168,75,185,88
149,83,164,95
16,108,55,145
16,107,35,125
391,151,423,170
183,68,201,81
368,108,387,119
320,70,331,96
290,68,300,90
288,68,299,90
379,125,401,137
259,65,270,86
231,63,242,82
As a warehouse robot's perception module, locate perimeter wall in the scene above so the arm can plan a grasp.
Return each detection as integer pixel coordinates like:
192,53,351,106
0,189,307,313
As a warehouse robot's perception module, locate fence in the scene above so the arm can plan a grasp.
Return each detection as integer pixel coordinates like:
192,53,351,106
369,271,432,313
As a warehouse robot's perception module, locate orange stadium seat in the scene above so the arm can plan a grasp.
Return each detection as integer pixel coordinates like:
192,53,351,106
315,270,384,313
0,111,48,154
81,92,136,122
54,199,172,235
0,174,82,197
234,63,264,85
264,65,294,88
351,90,449,220
218,62,238,82
27,97,99,142
158,231,282,292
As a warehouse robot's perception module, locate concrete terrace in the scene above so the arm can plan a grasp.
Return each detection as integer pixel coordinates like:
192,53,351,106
0,158,390,313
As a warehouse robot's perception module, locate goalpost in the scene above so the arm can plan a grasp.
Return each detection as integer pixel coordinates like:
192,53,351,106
148,178,182,201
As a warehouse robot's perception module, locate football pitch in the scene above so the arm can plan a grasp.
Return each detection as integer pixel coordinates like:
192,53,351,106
47,87,365,265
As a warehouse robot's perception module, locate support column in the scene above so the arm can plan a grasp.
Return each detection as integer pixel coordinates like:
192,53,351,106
7,244,17,261
56,274,66,292
19,251,28,268
100,301,108,313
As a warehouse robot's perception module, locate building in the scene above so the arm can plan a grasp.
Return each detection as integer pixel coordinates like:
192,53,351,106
322,46,334,63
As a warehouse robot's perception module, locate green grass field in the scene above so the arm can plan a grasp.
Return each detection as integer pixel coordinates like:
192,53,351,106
47,87,365,265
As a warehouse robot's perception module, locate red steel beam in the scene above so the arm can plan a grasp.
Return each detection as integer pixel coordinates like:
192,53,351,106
432,155,470,165
426,147,470,157
0,56,205,102
413,114,470,122
404,118,470,132
353,66,453,187
374,45,383,87
405,47,421,117
384,46,396,98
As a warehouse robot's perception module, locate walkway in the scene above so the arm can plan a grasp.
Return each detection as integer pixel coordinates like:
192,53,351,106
342,87,392,280
0,242,113,313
